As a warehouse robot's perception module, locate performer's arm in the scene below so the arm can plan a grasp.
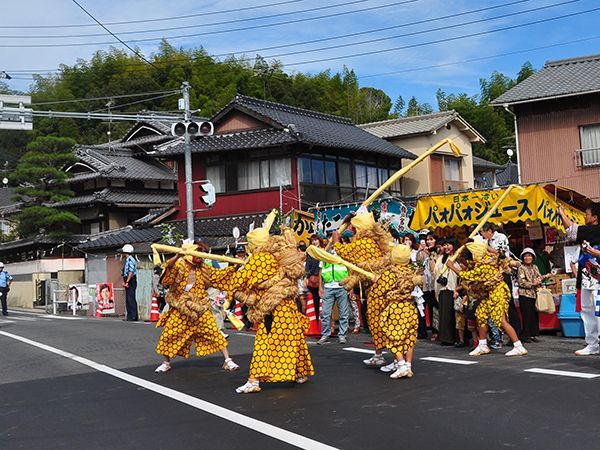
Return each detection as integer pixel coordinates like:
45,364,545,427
160,257,180,288
458,265,488,282
205,265,237,291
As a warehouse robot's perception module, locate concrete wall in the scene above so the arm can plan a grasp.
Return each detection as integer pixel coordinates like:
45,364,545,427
387,126,475,196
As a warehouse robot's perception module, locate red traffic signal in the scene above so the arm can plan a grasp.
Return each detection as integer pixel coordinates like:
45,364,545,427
171,121,214,137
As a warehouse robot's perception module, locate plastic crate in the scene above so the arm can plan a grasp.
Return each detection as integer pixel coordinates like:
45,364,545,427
559,294,577,315
557,313,585,338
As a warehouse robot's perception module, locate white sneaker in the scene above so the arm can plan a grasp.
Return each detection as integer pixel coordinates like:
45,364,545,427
363,354,386,367
155,362,171,373
469,345,491,356
317,336,330,345
575,345,600,356
380,361,397,373
390,365,413,379
295,377,308,384
338,336,347,344
223,358,240,371
235,381,261,394
505,345,528,357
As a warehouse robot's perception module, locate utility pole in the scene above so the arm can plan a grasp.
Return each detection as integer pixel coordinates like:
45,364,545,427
181,81,194,242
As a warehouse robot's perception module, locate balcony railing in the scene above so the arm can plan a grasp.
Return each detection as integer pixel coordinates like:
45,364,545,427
443,180,469,191
576,147,600,168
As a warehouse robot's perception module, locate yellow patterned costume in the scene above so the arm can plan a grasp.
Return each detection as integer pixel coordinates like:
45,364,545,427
377,266,420,356
156,259,234,358
460,263,510,329
229,250,314,382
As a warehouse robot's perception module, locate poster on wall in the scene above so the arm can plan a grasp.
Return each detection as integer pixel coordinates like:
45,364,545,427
563,246,581,273
544,226,558,245
67,284,90,311
95,282,115,315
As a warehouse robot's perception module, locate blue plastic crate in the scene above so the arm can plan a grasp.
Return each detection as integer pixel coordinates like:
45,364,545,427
557,314,585,338
559,294,577,315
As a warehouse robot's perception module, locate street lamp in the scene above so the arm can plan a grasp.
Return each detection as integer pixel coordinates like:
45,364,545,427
506,148,514,161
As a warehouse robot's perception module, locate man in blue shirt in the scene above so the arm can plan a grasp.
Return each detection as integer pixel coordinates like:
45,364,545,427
122,245,138,321
0,262,13,316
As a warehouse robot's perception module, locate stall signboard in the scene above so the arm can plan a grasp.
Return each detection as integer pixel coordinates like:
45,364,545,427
314,199,414,234
95,282,115,315
285,209,315,243
410,185,585,232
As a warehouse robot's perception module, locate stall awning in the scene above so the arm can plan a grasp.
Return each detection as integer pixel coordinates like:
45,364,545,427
410,184,586,232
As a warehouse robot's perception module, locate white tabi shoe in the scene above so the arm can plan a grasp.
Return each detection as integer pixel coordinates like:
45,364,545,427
363,354,386,367
575,345,600,356
223,358,240,371
295,377,308,384
236,380,261,394
469,345,491,356
505,345,528,357
380,361,398,373
155,362,171,373
390,365,413,379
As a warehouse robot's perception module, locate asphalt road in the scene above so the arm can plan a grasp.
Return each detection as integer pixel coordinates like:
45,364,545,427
1,310,600,450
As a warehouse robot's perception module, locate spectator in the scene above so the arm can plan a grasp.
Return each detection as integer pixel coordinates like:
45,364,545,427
121,244,138,321
234,245,252,331
0,262,13,316
416,232,440,341
304,234,323,319
434,237,460,346
403,234,419,263
317,253,351,345
517,248,548,343
453,284,468,348
153,266,167,312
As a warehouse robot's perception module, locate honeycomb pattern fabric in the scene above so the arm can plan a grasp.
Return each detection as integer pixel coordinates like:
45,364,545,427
380,301,418,356
249,298,314,382
156,259,234,358
156,309,227,358
460,263,510,328
334,237,384,265
373,267,418,355
229,251,314,382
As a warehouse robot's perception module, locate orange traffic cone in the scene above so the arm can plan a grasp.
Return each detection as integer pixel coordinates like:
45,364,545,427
149,295,160,322
95,302,103,318
305,292,321,337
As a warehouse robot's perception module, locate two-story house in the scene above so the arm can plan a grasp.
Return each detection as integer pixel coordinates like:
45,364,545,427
491,54,600,201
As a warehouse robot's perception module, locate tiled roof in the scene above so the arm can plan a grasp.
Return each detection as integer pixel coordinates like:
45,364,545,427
51,189,177,208
157,95,416,159
0,234,88,252
472,156,504,171
0,188,21,214
78,212,270,251
491,54,600,105
158,128,297,155
133,206,177,226
71,147,176,182
359,110,485,143
496,160,519,185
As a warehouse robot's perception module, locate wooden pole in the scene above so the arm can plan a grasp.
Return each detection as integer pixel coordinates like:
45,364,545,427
151,243,244,266
306,245,376,281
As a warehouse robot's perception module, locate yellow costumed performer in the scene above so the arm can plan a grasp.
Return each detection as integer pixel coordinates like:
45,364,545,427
446,242,528,357
229,211,314,394
376,244,424,379
331,210,395,367
154,242,240,373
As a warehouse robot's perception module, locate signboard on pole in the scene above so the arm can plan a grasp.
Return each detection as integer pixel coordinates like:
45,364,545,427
0,94,33,130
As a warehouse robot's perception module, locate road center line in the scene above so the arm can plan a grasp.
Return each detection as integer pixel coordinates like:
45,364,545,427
11,310,80,320
524,368,600,379
420,357,479,365
0,330,338,450
343,347,388,355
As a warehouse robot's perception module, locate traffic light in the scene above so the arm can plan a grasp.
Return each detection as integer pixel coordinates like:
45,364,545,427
200,182,216,207
171,121,214,137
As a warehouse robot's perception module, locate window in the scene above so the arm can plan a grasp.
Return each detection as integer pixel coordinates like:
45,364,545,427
355,164,367,188
299,158,312,183
444,158,461,181
579,124,600,167
324,160,337,185
207,158,291,193
206,165,226,193
338,160,352,187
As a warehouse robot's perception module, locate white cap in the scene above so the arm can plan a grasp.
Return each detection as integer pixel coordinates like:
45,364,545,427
520,247,536,259
0,262,4,267
122,244,134,254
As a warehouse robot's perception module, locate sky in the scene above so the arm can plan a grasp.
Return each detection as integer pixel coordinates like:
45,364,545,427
1,0,599,110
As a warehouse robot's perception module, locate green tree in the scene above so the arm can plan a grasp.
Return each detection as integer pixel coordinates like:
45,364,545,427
391,95,405,118
10,136,80,238
405,96,433,116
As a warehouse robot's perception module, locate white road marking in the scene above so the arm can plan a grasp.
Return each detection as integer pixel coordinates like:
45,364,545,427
0,319,16,324
420,357,478,366
9,316,39,322
10,311,81,320
343,347,387,355
524,368,600,379
0,330,338,450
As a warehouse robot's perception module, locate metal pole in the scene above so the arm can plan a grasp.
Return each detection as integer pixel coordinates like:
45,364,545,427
182,82,194,241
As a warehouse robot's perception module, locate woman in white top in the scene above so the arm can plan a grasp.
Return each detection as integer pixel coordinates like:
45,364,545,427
433,236,460,345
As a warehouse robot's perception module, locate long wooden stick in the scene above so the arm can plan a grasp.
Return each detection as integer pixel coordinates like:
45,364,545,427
337,138,462,234
151,243,244,266
307,245,376,281
440,184,517,275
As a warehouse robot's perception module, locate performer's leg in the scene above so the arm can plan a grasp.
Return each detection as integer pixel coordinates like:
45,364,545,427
318,288,334,343
221,346,240,371
155,355,171,373
502,315,528,356
575,289,600,355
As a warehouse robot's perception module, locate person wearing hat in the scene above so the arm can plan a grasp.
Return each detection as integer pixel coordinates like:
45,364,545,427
154,241,240,374
372,244,424,379
121,244,139,321
332,211,395,367
0,262,13,316
228,211,314,394
447,242,528,357
517,248,549,343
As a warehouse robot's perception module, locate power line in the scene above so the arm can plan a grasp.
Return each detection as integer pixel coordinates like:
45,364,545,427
70,0,161,71
89,92,181,113
358,34,600,79
1,0,538,74
31,90,181,106
280,6,600,67
0,0,307,29
2,0,370,39
0,0,419,47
